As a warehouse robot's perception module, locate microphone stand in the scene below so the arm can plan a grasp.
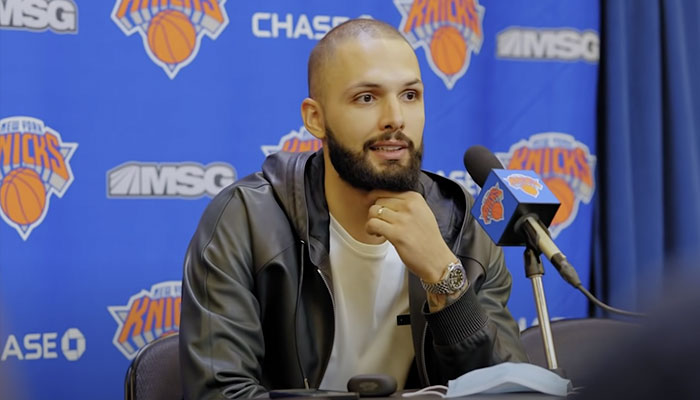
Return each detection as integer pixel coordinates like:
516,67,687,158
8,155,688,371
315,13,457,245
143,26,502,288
523,247,566,378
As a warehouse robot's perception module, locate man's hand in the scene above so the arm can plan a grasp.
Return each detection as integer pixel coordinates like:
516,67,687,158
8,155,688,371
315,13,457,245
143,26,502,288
365,190,456,284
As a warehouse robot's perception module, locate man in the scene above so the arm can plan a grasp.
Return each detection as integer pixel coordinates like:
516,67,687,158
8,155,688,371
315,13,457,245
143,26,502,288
180,18,526,399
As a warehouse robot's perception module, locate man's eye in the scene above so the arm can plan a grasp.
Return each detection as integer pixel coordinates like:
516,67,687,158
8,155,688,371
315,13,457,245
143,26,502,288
403,91,417,101
358,94,373,103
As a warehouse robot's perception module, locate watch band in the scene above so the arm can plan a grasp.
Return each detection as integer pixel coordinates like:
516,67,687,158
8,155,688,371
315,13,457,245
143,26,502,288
420,261,466,294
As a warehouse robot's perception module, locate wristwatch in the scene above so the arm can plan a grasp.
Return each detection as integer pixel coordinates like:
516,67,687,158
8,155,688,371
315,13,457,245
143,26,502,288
421,261,466,294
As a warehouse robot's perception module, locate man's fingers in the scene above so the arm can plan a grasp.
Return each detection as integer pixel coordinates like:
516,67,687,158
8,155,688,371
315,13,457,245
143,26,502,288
371,189,422,199
373,191,426,213
369,204,397,221
366,217,393,238
374,197,404,211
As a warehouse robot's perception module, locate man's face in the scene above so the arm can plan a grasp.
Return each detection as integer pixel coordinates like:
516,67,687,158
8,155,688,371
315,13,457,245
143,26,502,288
318,37,425,191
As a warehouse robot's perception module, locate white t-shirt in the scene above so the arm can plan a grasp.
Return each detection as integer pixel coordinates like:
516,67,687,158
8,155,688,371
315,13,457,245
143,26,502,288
319,215,415,390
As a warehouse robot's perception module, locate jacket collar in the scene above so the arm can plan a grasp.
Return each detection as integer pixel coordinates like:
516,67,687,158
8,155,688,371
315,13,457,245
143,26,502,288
262,149,478,271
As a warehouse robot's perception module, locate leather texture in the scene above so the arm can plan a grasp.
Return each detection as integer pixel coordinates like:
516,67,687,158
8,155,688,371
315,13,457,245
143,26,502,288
125,333,181,400
520,318,636,388
179,150,527,399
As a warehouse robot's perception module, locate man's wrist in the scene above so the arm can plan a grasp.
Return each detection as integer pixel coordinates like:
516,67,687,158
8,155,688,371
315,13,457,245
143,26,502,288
421,260,466,294
421,248,460,283
423,259,469,312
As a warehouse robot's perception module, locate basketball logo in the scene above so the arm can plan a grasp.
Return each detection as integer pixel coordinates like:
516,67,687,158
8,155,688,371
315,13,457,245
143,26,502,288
544,177,575,225
261,126,323,156
0,116,78,240
108,281,182,359
479,183,505,225
0,168,47,226
147,10,197,65
112,0,229,79
506,174,544,198
395,0,484,89
430,26,467,76
498,133,596,238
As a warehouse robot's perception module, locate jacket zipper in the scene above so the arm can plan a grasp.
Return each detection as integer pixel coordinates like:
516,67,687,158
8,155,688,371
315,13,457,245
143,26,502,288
420,323,430,385
295,240,310,389
316,265,336,384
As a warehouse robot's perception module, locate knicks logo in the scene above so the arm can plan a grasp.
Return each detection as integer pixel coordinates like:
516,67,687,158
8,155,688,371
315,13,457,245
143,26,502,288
111,0,228,79
394,0,484,89
479,183,504,225
0,116,77,240
261,126,323,156
505,174,543,198
108,281,181,359
497,132,596,238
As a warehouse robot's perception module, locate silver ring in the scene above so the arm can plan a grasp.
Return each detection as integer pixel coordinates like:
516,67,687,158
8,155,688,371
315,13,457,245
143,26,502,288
377,206,385,216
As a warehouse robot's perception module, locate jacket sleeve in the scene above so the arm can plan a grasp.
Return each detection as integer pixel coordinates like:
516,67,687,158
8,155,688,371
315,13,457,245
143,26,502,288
422,224,528,383
180,188,268,399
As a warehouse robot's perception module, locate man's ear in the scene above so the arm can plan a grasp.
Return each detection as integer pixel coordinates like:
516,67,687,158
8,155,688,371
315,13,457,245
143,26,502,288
301,98,326,140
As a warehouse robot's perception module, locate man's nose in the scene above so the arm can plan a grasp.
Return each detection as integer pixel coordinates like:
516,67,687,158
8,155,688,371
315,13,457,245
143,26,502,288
379,96,405,132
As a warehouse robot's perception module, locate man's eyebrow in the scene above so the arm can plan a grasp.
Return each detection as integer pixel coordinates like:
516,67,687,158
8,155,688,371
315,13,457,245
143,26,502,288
404,79,423,87
347,82,381,90
345,79,423,93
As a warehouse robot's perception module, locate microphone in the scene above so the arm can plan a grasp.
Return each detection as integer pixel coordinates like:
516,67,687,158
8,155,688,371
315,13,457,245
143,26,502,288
464,145,581,287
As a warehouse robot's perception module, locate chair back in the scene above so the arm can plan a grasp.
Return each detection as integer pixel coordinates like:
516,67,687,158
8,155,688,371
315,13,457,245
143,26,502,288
520,318,636,387
124,333,182,400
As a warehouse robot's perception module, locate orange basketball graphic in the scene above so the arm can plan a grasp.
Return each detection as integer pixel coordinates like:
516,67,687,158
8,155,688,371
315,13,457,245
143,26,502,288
491,202,504,220
147,10,197,65
521,185,538,197
0,168,47,226
429,25,467,76
545,177,574,225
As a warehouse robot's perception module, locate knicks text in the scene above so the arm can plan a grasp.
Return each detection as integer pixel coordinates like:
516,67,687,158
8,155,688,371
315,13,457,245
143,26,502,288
111,0,228,78
498,132,596,237
108,281,181,359
261,126,323,156
395,0,485,89
0,116,77,240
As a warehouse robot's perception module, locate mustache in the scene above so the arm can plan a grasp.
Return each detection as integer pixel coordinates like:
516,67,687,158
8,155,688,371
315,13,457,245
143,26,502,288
362,131,415,151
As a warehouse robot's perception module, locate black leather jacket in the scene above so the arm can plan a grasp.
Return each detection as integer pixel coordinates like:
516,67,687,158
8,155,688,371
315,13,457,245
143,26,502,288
180,150,527,399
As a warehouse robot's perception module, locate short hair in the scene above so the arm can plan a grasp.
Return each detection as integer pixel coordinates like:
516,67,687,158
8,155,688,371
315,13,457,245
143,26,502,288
307,18,410,100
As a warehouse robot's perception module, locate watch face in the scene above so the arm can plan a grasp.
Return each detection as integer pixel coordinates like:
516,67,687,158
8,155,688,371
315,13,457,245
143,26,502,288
449,265,465,290
420,262,466,294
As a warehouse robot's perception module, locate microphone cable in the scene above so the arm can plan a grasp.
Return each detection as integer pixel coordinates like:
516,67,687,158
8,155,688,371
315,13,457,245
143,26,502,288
575,284,646,318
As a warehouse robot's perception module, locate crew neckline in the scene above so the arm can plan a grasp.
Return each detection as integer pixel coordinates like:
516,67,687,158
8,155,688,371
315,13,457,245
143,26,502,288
329,213,390,258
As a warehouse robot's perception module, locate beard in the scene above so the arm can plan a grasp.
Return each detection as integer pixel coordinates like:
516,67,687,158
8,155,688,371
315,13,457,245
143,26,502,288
325,126,423,192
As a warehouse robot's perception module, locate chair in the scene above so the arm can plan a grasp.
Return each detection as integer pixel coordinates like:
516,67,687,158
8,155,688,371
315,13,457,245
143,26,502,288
124,332,182,400
520,318,636,387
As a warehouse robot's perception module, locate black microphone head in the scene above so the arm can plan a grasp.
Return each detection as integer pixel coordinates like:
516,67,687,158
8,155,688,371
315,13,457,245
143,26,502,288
464,145,504,188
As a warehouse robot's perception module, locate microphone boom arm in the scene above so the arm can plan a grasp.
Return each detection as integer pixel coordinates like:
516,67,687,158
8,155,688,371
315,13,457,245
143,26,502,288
516,214,582,287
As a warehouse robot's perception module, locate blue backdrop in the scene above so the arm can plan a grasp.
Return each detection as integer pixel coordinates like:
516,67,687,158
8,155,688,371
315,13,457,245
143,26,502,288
0,1,598,398
596,0,700,312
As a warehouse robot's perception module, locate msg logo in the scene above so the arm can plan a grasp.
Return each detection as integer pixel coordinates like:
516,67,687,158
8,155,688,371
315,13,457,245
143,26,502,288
0,0,78,33
107,161,236,199
497,27,599,63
